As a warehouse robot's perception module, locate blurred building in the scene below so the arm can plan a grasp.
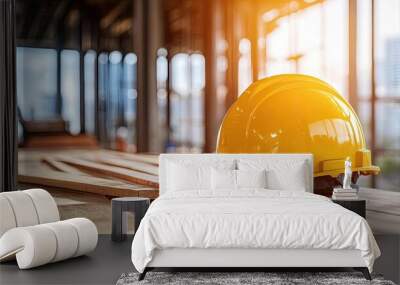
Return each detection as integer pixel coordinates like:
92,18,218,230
386,38,400,94
11,0,400,191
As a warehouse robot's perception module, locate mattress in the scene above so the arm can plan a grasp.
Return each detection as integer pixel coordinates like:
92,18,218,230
131,190,380,273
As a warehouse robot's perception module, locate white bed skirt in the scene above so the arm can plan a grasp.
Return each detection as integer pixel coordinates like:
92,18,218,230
148,248,366,268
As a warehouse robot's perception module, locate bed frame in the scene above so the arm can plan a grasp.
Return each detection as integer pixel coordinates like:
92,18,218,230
139,154,371,281
139,248,370,280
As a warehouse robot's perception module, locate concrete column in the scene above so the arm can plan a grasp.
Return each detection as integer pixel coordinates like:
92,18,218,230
133,0,148,152
133,0,164,153
147,0,164,153
204,0,219,153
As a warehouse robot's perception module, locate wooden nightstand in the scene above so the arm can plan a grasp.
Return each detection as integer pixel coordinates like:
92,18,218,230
332,199,366,218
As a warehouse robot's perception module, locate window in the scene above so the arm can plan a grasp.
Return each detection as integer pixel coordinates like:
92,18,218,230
61,49,80,134
262,0,348,97
170,53,205,152
357,0,400,192
108,51,123,146
98,52,109,146
123,53,137,149
17,47,93,139
170,53,190,149
373,0,400,191
84,50,96,136
16,47,58,121
190,53,205,149
238,38,252,95
97,51,137,150
156,48,169,148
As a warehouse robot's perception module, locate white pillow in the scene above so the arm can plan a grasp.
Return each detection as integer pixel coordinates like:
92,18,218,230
166,159,236,192
266,165,306,191
167,162,211,191
238,159,308,191
211,168,236,190
236,169,267,189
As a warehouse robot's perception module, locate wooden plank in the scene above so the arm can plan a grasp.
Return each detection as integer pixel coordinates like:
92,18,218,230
18,149,95,162
18,167,158,198
42,157,86,175
18,149,160,198
94,155,159,175
50,163,147,186
18,149,159,165
102,150,159,165
23,134,98,149
56,156,159,188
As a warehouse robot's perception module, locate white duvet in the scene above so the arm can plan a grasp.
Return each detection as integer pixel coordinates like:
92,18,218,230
131,190,380,273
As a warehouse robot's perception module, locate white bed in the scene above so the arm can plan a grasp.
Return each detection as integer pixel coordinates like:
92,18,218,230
131,154,380,280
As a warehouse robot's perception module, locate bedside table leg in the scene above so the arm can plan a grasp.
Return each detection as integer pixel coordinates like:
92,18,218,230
112,203,126,242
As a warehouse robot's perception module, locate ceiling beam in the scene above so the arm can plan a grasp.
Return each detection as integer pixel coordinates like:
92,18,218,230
100,0,130,30
110,18,132,36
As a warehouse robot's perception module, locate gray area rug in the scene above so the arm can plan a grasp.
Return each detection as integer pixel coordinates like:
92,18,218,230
116,272,396,285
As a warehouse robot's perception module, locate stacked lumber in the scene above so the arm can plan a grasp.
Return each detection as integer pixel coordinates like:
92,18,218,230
18,149,159,198
23,134,98,149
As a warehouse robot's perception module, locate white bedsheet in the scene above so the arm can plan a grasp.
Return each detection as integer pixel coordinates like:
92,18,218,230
131,190,380,273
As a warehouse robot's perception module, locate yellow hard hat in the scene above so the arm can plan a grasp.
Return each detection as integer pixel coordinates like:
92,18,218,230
216,74,380,178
